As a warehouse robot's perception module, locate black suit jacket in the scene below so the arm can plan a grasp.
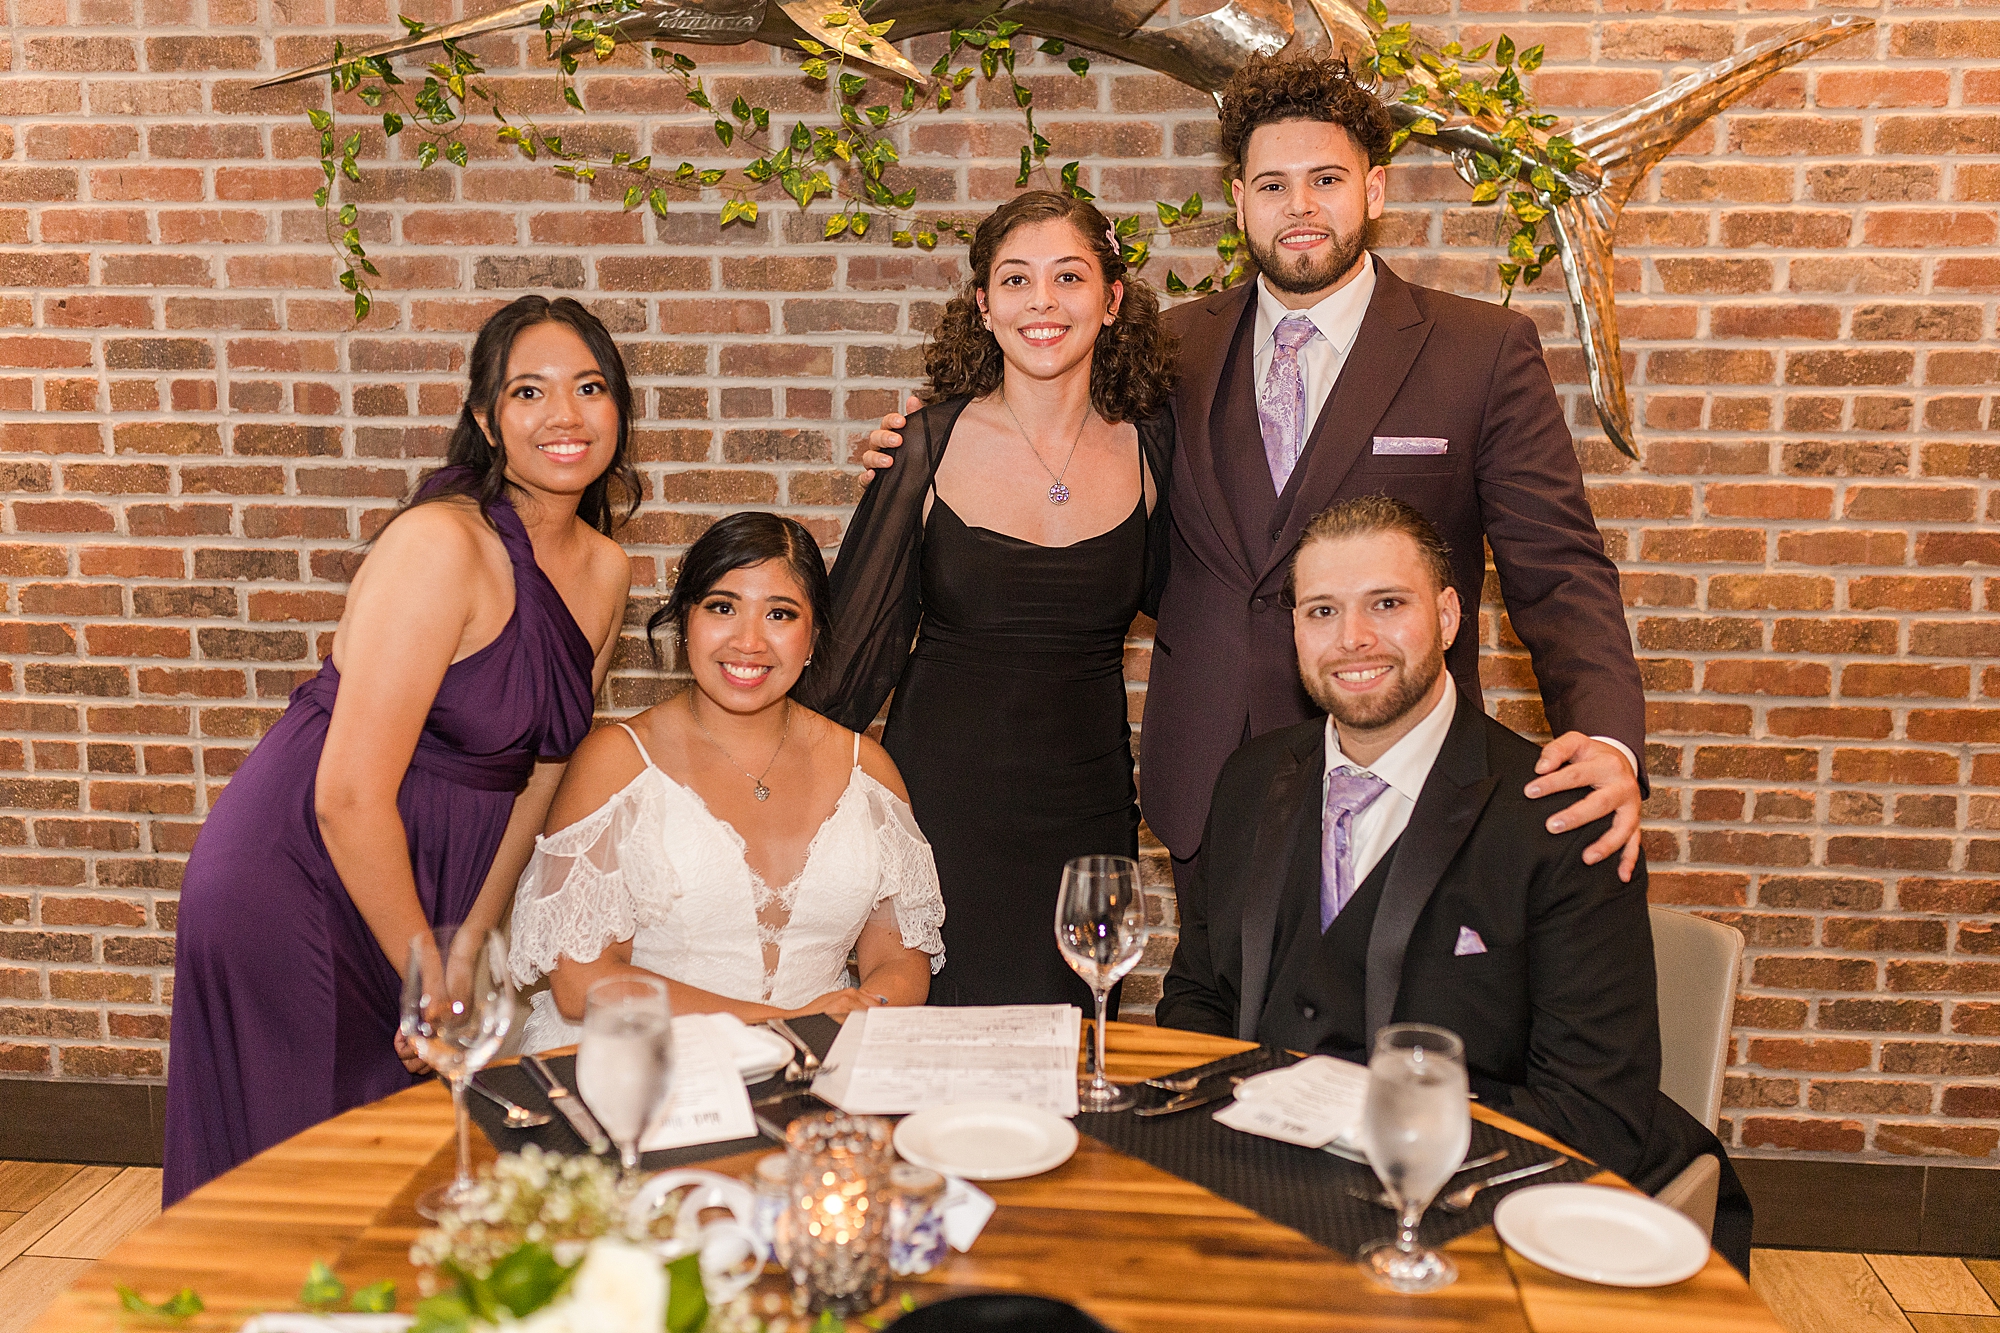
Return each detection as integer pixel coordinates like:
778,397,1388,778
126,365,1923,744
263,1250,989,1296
1158,695,1715,1200
1139,262,1645,859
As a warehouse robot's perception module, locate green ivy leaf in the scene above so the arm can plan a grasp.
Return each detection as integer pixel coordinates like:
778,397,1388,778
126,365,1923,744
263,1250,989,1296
851,212,871,237
1037,37,1064,54
445,140,467,166
713,118,733,146
300,1262,347,1312
1519,43,1545,72
1469,179,1504,203
649,187,670,217
697,167,724,186
351,1281,398,1313
824,212,849,238
307,108,333,131
1165,270,1188,295
116,1285,204,1321
839,71,866,99
338,202,357,225
1155,200,1180,227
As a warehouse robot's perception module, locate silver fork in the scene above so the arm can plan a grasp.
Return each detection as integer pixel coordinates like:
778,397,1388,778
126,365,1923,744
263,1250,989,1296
469,1076,553,1129
1348,1154,1562,1212
767,1018,817,1081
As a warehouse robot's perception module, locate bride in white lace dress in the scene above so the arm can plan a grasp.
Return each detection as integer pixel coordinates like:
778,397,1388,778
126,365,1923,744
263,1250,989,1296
511,513,944,1053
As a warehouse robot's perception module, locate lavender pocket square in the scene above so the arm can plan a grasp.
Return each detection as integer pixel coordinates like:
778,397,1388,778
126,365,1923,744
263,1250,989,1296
1454,926,1487,957
1373,435,1449,455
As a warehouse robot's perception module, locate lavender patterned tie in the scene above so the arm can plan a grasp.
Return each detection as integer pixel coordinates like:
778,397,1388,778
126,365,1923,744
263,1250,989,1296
1321,766,1390,932
1258,313,1321,490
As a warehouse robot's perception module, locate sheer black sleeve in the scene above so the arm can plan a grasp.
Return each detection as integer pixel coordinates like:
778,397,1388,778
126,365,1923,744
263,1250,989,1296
794,398,969,732
1136,409,1176,619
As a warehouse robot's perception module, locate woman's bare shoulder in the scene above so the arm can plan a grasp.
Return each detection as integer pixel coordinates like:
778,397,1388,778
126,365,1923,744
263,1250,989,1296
544,717,650,834
853,729,910,803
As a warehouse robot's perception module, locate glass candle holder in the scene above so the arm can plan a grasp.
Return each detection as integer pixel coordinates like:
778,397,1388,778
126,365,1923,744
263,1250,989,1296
752,1152,791,1257
887,1162,947,1276
779,1112,895,1316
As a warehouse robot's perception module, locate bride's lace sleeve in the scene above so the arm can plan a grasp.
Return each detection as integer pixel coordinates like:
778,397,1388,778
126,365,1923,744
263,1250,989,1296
864,783,946,974
508,781,676,987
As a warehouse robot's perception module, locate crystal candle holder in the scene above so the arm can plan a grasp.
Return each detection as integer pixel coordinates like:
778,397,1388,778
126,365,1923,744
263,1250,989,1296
778,1112,895,1316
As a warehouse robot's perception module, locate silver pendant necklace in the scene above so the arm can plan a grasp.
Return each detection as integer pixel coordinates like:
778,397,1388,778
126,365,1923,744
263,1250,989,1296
688,692,790,801
1000,391,1090,505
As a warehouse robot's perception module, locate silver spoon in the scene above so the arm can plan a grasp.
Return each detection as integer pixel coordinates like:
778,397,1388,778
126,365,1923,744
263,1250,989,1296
469,1076,553,1129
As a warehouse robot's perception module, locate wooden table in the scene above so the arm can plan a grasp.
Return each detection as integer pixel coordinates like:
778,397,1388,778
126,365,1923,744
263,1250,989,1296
33,1024,1785,1333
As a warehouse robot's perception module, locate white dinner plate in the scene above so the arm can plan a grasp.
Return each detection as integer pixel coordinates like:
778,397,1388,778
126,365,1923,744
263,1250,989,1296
893,1101,1079,1181
1494,1183,1709,1287
734,1025,795,1084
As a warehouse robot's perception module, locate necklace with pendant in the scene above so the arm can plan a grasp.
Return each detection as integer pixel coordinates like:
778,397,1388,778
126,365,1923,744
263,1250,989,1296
688,692,790,801
1000,391,1090,505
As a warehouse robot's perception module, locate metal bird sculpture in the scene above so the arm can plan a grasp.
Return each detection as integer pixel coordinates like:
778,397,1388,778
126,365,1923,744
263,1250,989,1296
264,0,1873,456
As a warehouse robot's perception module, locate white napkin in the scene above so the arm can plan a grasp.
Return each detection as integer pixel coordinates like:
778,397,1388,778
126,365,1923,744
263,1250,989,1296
940,1176,996,1252
700,1012,789,1078
1212,1055,1370,1150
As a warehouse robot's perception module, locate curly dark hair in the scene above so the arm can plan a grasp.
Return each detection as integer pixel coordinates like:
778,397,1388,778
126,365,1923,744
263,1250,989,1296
1218,54,1395,176
924,190,1176,424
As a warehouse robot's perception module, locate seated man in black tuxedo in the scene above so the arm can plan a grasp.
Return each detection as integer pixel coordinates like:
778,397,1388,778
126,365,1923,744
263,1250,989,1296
1156,495,1749,1272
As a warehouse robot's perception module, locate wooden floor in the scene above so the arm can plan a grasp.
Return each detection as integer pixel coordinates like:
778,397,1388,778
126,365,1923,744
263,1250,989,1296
0,1158,1993,1332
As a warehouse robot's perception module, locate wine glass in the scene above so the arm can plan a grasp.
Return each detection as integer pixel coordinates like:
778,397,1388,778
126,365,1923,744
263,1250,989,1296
401,925,514,1221
575,975,674,1174
1054,854,1147,1113
1357,1023,1472,1293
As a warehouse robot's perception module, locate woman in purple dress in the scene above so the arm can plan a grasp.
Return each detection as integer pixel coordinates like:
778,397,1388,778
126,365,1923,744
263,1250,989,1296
163,297,636,1204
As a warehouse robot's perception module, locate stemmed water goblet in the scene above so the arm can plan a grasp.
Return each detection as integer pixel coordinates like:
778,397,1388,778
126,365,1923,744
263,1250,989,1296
1053,854,1148,1112
575,975,674,1174
1357,1023,1473,1293
401,924,514,1221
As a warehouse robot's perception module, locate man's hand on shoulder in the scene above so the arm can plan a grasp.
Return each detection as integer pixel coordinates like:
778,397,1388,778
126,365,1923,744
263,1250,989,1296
1526,732,1642,883
857,392,922,479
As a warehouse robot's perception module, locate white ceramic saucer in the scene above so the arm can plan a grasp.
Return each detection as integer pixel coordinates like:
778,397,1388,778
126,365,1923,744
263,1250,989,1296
893,1101,1079,1181
1494,1183,1709,1287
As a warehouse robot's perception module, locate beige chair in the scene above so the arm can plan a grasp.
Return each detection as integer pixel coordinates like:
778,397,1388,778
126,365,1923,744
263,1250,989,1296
1648,905,1744,1239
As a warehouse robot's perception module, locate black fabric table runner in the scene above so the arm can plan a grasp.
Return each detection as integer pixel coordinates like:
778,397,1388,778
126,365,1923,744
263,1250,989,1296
466,1014,843,1170
1075,1047,1602,1256
471,1027,1597,1259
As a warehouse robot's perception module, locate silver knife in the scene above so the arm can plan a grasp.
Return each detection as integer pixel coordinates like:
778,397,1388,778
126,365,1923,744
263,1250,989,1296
1132,1087,1235,1118
522,1055,611,1154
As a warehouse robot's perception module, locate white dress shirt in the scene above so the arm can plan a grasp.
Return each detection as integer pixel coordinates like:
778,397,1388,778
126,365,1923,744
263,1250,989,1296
1323,673,1458,889
1253,253,1378,437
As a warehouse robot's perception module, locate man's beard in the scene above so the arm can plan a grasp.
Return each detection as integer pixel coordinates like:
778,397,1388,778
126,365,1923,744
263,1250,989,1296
1303,640,1445,733
1245,220,1368,297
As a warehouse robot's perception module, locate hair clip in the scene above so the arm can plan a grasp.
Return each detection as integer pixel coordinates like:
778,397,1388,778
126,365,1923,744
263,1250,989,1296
1104,224,1120,254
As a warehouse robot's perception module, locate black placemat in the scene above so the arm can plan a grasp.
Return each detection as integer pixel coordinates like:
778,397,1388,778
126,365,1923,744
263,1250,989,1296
1077,1050,1600,1256
466,1015,847,1170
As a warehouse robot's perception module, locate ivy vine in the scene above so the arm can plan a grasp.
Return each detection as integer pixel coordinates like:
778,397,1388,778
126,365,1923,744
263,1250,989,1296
305,0,1582,318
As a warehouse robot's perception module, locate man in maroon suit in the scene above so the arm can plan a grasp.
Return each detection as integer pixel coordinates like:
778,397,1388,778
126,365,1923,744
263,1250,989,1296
864,55,1644,895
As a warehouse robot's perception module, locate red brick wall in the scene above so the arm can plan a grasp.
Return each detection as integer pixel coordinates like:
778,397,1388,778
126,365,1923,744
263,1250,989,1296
1,4,1995,1162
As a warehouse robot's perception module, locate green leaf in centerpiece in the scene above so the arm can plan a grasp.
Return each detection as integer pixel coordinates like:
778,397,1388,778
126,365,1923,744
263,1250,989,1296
116,1284,204,1321
300,1260,347,1311
664,1251,708,1333
351,1280,398,1313
410,1289,475,1333
485,1242,578,1319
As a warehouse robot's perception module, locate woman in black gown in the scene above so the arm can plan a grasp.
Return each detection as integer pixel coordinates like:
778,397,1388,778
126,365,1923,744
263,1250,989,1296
798,191,1175,1012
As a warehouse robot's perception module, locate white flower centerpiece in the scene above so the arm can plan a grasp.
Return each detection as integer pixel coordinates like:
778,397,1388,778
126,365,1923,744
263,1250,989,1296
407,1145,732,1333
